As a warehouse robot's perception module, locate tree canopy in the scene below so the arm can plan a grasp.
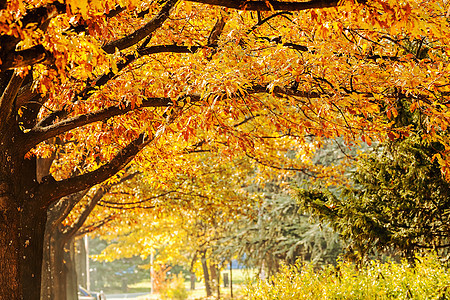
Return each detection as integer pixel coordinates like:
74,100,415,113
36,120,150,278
2,0,450,298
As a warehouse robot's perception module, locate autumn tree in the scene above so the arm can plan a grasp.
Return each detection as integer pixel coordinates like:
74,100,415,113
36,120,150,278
91,153,257,297
2,0,450,299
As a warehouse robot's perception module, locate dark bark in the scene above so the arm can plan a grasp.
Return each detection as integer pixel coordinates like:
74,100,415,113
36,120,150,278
0,71,25,134
230,262,233,299
65,241,78,300
20,201,48,300
37,133,152,206
0,191,21,300
189,0,340,11
102,0,178,53
0,168,47,300
0,45,52,71
200,251,212,297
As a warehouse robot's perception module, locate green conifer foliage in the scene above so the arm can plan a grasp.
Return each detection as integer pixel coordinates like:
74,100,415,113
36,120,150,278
298,104,450,261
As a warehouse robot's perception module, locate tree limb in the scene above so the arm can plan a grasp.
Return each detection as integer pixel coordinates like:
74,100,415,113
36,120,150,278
187,0,340,11
20,1,66,31
102,0,179,54
75,215,117,236
46,190,90,231
64,171,140,236
0,1,66,62
208,15,227,46
23,97,173,152
1,45,53,71
0,71,25,134
37,133,152,207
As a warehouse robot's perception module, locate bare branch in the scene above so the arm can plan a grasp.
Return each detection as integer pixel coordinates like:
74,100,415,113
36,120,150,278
208,16,227,46
245,152,322,177
66,170,140,235
75,215,117,236
247,12,293,34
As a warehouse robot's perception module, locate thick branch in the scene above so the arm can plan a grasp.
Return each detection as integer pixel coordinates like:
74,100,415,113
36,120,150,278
47,190,89,231
0,71,25,133
1,45,52,71
38,133,151,207
208,16,227,45
188,0,340,11
23,97,172,152
248,84,324,98
20,1,66,31
102,0,178,53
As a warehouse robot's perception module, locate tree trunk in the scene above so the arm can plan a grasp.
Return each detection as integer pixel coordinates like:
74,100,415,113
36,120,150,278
209,262,218,297
200,251,212,297
0,187,48,300
190,273,195,290
41,224,69,300
66,241,78,300
0,140,48,300
41,220,80,300
0,189,21,300
20,202,48,300
230,261,233,299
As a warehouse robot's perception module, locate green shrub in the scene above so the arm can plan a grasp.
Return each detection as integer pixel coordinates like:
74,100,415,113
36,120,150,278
159,273,188,300
244,254,450,299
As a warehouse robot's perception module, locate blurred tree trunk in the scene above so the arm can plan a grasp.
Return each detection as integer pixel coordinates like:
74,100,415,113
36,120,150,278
200,250,212,297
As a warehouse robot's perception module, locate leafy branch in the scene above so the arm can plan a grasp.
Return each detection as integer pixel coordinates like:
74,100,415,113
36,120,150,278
37,133,152,206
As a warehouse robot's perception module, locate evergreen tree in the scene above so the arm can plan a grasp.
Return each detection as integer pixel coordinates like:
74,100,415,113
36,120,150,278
298,127,450,261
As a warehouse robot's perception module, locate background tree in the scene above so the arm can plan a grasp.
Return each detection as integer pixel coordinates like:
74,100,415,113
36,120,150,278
217,184,342,277
91,153,258,298
298,105,450,261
